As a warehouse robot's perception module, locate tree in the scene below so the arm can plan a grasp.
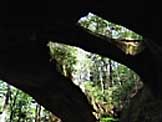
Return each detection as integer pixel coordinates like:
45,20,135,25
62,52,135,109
48,42,78,78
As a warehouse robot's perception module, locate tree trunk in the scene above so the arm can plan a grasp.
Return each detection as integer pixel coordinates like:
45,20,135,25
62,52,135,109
9,90,19,122
0,85,11,122
35,104,41,122
109,59,113,87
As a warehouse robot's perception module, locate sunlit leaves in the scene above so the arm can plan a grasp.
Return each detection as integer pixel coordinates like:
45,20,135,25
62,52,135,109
48,41,78,76
47,41,143,121
0,80,60,122
78,13,143,40
78,13,144,55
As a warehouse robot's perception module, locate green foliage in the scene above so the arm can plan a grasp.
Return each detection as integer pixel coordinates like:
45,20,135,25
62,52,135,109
0,80,59,122
84,82,105,101
100,117,119,122
9,89,34,122
83,63,142,120
47,36,142,121
48,42,78,76
79,13,143,40
79,13,144,55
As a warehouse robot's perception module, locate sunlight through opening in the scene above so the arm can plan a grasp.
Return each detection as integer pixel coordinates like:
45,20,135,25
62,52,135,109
78,12,144,55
